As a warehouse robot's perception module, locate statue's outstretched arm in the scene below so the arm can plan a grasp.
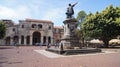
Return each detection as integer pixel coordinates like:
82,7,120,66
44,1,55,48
72,2,78,7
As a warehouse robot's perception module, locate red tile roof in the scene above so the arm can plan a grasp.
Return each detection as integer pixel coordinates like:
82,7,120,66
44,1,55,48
25,18,53,24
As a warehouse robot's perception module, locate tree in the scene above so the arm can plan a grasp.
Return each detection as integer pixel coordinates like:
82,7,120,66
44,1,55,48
82,5,120,47
76,10,87,26
76,11,87,45
0,21,6,39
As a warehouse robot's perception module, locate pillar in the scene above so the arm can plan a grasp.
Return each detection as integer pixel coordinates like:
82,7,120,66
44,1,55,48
18,36,21,45
41,36,43,45
30,36,32,46
24,36,26,45
10,37,13,46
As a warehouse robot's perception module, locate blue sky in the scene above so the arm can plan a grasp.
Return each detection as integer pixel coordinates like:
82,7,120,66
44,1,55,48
0,0,120,26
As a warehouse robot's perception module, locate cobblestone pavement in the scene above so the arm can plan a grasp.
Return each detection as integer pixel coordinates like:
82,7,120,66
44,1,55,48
0,46,120,67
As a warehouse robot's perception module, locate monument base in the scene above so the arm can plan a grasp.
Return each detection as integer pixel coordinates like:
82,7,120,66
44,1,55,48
61,38,80,49
46,48,102,55
61,18,81,49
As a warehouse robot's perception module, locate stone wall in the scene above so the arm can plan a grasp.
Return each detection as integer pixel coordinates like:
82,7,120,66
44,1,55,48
0,39,5,46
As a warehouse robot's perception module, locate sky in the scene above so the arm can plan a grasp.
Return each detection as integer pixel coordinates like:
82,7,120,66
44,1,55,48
0,0,120,26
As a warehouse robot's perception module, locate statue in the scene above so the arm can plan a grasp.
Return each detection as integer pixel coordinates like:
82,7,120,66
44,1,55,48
66,2,78,19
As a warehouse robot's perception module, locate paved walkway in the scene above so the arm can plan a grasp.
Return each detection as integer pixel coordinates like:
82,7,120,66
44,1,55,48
34,49,117,58
34,50,64,58
0,46,120,67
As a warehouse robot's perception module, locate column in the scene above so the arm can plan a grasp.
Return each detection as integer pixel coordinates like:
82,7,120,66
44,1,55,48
46,36,48,44
18,36,21,45
51,36,53,45
24,36,26,45
30,36,32,46
41,36,43,45
10,37,13,46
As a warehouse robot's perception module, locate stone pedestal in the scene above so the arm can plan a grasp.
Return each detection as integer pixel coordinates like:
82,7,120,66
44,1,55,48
61,18,80,49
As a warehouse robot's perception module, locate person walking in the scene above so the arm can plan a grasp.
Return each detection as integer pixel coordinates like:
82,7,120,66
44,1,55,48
39,42,42,48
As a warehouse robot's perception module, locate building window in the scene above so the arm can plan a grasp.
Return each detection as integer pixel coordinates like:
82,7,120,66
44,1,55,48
13,28,15,31
13,36,19,44
43,36,46,44
5,37,11,45
49,26,51,30
21,25,24,28
21,36,24,44
54,29,56,33
32,24,36,28
48,36,51,43
67,24,69,28
38,24,42,28
26,36,30,44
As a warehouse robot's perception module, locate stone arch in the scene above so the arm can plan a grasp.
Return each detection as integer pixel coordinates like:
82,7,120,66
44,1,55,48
5,36,11,45
21,35,24,44
48,36,51,44
32,24,36,28
26,36,30,45
32,31,41,45
38,24,42,28
43,36,46,44
13,36,19,45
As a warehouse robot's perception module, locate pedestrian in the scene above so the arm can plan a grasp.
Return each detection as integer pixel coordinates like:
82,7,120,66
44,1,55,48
47,43,51,48
55,43,57,48
15,42,19,48
39,42,42,48
60,43,63,51
57,43,59,48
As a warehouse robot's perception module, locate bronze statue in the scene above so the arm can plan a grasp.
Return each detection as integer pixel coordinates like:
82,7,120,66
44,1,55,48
66,2,78,19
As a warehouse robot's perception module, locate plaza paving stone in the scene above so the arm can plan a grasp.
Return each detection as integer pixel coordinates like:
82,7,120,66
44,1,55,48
0,46,120,67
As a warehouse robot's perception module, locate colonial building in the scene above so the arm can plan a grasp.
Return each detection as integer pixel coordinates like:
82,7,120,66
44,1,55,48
0,19,15,45
0,19,62,46
53,26,64,44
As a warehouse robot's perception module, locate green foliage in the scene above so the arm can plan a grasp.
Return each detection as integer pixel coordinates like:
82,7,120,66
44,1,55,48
82,5,120,47
76,11,87,45
76,11,87,27
77,10,87,22
0,21,6,39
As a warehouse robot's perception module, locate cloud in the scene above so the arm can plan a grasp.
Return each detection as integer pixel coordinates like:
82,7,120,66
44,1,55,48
0,0,47,22
41,8,65,25
0,5,31,22
0,6,17,18
0,0,68,25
